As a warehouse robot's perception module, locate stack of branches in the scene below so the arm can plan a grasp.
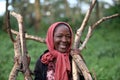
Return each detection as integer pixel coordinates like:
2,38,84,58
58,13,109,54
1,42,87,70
7,0,120,80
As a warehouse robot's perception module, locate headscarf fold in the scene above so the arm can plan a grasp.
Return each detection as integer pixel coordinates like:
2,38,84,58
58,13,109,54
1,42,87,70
41,22,73,80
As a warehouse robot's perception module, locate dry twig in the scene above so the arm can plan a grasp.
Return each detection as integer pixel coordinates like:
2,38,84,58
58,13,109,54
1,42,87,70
11,29,45,43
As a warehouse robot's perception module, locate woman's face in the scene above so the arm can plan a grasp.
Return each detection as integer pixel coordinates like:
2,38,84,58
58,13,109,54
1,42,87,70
54,24,71,53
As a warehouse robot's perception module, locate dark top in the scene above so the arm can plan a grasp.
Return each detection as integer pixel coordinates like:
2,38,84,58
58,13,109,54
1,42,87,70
34,50,84,80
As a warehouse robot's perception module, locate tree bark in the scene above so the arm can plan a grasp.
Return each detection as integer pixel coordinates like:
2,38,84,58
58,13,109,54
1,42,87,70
34,0,41,32
64,0,71,17
74,0,97,48
72,60,80,80
72,0,97,80
10,12,32,80
9,35,21,80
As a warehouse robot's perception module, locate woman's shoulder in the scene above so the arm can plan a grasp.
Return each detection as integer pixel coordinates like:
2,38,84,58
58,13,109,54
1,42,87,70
35,50,49,64
35,50,49,69
40,50,49,58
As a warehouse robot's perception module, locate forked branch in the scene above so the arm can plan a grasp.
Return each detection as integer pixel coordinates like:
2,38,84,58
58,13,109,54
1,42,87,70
10,12,32,80
72,0,97,80
79,13,120,50
73,0,97,48
9,35,21,80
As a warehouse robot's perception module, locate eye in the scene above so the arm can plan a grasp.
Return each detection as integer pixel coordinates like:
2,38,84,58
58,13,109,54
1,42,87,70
55,34,62,38
66,35,71,39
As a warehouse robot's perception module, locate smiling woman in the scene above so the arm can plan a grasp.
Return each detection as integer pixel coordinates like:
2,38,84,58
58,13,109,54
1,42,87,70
34,22,84,80
53,24,72,53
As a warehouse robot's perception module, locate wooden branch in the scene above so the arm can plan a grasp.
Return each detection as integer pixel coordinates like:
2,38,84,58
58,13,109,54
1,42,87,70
9,35,21,80
72,0,96,80
79,13,120,50
6,10,15,42
72,59,80,80
91,13,120,29
11,29,45,43
74,0,97,48
10,11,32,80
71,54,92,80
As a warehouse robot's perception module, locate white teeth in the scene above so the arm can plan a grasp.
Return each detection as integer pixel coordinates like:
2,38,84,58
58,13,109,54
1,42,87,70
60,45,66,48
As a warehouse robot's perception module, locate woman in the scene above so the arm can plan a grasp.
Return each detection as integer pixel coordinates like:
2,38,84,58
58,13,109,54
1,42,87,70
34,22,84,80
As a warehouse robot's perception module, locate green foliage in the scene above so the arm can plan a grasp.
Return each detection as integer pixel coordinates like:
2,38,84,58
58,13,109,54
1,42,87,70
54,14,85,33
102,5,120,30
104,5,120,15
0,31,14,80
82,24,120,80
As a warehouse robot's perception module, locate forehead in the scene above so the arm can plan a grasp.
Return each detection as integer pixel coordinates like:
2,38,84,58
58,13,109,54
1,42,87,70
54,24,70,32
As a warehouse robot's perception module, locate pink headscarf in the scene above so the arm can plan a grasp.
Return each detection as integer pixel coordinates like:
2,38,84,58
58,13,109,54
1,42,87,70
41,22,73,80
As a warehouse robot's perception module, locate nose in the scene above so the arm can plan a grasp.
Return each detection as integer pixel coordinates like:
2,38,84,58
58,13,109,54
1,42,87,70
61,36,67,42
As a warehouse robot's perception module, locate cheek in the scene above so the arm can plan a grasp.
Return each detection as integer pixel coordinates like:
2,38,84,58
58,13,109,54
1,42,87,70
53,38,60,49
68,38,71,43
67,38,71,45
